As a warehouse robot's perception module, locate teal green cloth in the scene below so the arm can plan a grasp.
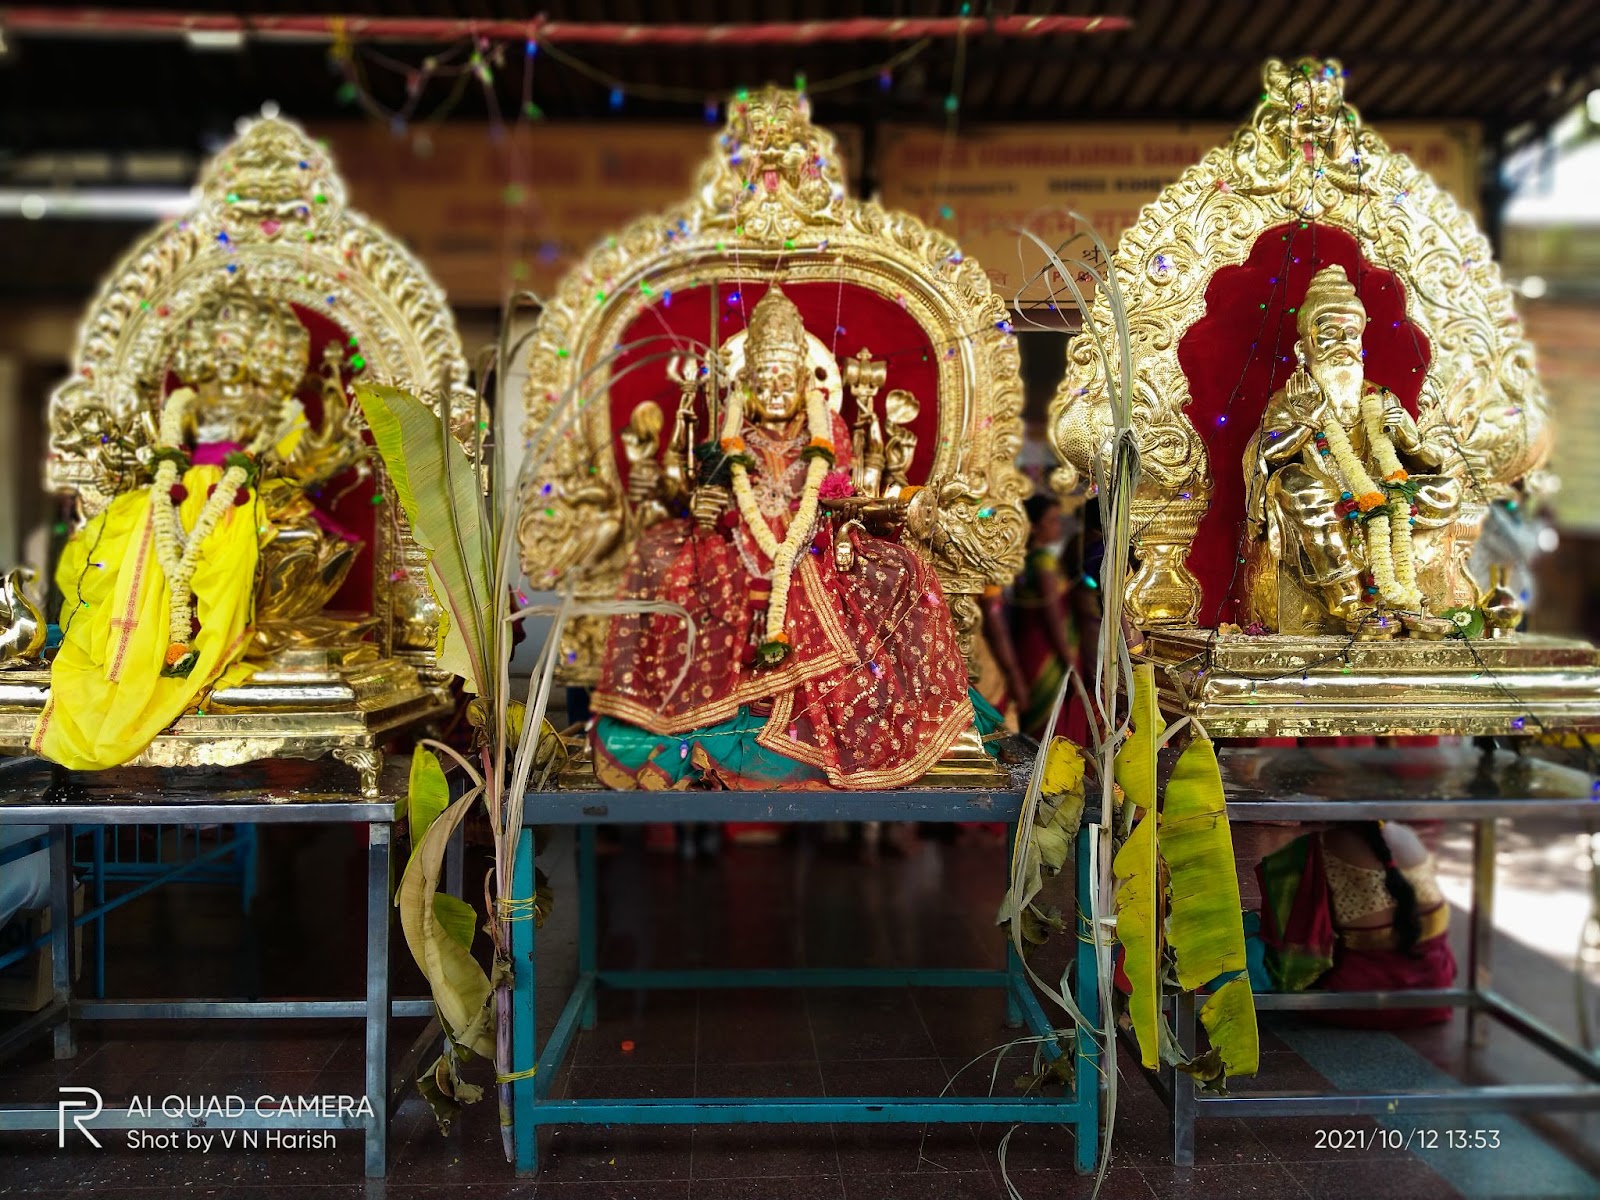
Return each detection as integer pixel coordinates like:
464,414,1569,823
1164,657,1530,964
593,707,827,788
595,688,999,786
969,687,1004,756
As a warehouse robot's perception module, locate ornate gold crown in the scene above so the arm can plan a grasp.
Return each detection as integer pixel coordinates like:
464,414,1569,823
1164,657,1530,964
197,116,345,233
171,274,310,399
745,288,808,373
1296,264,1365,339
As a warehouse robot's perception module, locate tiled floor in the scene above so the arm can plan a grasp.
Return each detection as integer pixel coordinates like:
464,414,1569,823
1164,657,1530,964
1,822,1596,1198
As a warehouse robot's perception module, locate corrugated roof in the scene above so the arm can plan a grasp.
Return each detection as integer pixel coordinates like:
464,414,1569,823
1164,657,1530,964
1,0,1596,156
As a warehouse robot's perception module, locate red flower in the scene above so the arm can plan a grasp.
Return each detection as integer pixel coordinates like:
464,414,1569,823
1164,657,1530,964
819,470,854,500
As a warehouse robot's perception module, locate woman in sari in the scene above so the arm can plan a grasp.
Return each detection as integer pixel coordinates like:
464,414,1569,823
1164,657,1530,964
1003,495,1102,740
1255,819,1455,1028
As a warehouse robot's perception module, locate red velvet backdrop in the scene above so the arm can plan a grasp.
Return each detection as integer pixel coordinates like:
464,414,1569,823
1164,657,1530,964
163,302,377,619
1175,223,1432,626
606,281,943,494
292,304,377,618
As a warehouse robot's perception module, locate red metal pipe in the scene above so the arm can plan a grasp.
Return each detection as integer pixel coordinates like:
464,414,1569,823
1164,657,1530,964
0,9,1131,46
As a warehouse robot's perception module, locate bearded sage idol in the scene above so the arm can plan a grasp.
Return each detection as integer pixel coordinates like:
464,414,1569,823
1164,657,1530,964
1049,58,1600,738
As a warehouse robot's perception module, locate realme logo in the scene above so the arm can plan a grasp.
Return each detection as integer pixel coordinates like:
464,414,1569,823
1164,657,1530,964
57,1086,102,1148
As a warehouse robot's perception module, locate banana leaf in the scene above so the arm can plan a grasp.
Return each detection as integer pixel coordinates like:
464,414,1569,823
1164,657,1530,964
1160,731,1259,1078
1114,662,1164,812
1198,975,1260,1080
433,892,479,952
358,385,490,694
407,746,451,860
398,788,494,1059
1112,809,1161,1069
1038,737,1087,840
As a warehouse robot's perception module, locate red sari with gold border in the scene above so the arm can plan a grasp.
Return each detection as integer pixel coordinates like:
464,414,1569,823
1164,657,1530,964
591,412,973,789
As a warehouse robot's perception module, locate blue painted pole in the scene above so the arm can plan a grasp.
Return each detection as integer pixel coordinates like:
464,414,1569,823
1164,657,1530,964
1004,820,1024,1027
92,827,106,999
511,835,539,1176
1073,827,1103,1174
239,825,259,916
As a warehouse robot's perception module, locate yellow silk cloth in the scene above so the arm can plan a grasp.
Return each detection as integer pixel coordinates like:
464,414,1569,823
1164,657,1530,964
32,465,262,770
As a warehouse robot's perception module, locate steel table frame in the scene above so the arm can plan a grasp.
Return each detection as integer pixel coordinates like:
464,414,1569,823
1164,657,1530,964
0,824,258,1000
508,786,1105,1177
0,763,432,1178
1148,743,1600,1166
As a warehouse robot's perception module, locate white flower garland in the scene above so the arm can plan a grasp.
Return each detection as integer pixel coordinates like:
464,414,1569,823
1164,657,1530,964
722,378,832,657
1315,389,1423,612
150,387,291,676
1361,389,1422,610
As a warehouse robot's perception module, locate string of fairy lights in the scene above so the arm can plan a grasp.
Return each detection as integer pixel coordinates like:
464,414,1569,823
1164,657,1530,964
43,22,1571,763
323,21,962,134
316,44,1557,750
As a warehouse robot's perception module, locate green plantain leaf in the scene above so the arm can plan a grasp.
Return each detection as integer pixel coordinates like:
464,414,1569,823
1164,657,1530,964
1114,663,1164,813
357,384,490,694
397,788,494,1058
1199,975,1260,1080
1112,809,1161,1069
407,746,450,862
432,892,478,951
1033,823,1071,874
1161,731,1259,1078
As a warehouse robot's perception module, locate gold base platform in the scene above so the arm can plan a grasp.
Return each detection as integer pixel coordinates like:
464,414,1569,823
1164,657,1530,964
1140,629,1600,739
0,646,450,797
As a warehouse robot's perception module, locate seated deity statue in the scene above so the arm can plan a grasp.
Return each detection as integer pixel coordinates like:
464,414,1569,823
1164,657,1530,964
1243,265,1461,637
590,288,979,790
32,277,368,770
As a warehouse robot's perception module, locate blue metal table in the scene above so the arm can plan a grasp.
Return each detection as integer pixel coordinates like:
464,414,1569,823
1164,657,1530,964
508,777,1103,1176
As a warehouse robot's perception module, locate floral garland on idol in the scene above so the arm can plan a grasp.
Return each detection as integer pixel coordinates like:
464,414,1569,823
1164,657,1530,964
720,378,834,666
1313,386,1423,612
150,387,290,678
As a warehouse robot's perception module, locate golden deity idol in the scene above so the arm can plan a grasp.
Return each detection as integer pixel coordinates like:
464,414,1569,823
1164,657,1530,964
521,86,1029,787
1050,58,1600,737
1244,264,1462,637
1,112,477,792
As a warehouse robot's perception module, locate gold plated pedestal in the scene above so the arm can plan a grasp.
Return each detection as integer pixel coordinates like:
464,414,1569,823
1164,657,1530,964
1140,630,1600,739
0,648,448,797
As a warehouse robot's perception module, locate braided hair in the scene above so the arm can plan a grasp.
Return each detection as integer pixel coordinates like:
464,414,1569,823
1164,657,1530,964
1358,821,1422,954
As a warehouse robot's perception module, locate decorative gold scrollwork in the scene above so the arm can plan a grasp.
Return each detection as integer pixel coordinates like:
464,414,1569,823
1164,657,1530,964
1050,57,1548,629
521,86,1029,683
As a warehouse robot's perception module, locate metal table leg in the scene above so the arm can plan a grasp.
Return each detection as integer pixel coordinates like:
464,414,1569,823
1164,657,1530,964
364,823,392,1178
1467,817,1497,1050
1003,821,1023,1028
91,827,107,998
1172,990,1197,1166
577,826,598,1031
49,824,75,1060
445,822,465,901
512,835,539,1176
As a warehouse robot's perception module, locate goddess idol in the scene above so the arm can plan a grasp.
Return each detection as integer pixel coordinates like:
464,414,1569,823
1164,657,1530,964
590,289,976,790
